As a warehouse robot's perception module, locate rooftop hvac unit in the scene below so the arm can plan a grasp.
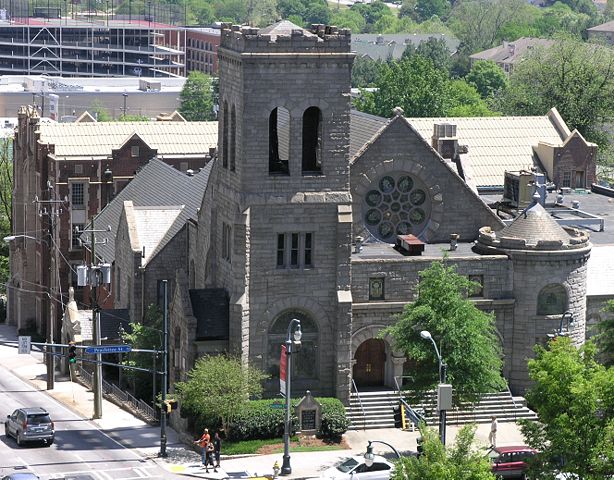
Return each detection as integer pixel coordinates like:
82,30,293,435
503,171,546,208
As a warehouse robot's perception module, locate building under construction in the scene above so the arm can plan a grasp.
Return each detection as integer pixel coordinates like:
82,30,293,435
0,13,185,77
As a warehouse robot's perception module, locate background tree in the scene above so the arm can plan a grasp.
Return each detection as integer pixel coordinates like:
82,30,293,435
179,71,216,121
447,79,498,116
330,9,368,34
498,37,614,147
176,355,268,434
402,37,452,73
465,60,507,99
119,304,163,400
354,55,452,117
0,138,12,303
352,56,383,88
384,261,505,403
520,338,614,479
594,300,614,367
448,0,528,54
89,100,112,122
393,425,496,480
415,0,450,22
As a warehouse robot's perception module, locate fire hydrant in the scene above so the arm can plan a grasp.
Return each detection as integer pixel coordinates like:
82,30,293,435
273,461,281,478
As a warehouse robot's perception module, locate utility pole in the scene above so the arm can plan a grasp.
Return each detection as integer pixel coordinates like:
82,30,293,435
35,190,66,391
77,219,111,420
159,279,168,457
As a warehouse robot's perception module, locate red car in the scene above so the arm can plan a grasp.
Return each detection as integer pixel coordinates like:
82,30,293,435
489,445,538,479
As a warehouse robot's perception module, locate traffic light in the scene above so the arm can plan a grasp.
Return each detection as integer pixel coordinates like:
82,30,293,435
68,342,77,364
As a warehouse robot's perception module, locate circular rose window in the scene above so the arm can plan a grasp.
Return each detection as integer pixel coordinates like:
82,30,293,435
363,172,431,241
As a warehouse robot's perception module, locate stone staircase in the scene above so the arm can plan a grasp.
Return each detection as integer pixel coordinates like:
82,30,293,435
347,390,538,430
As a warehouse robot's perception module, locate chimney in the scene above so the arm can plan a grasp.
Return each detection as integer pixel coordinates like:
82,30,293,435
376,34,384,45
432,123,458,160
508,43,515,55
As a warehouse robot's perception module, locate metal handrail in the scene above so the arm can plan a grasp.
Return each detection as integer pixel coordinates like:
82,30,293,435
351,378,366,430
506,385,518,421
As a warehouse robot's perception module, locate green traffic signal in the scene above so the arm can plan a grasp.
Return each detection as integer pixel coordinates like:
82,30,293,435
68,343,77,364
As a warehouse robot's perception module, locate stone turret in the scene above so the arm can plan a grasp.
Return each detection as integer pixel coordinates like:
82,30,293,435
475,193,591,393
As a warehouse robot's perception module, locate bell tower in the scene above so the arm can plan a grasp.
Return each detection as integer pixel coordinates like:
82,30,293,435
208,22,355,401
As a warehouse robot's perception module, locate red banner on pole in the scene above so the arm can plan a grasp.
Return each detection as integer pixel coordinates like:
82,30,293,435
280,344,287,396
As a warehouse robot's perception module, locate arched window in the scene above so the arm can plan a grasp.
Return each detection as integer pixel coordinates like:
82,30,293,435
230,104,236,172
269,107,290,175
222,101,228,169
537,284,567,315
302,106,322,174
267,310,318,379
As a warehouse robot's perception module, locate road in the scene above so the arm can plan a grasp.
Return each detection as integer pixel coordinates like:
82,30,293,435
0,354,179,480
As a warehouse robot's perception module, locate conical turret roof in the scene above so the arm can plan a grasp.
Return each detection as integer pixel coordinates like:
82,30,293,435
500,198,572,246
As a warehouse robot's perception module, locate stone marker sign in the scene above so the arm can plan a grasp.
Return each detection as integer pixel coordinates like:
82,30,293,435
295,390,321,435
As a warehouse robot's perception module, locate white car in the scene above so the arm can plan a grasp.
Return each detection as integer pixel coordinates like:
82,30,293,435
320,455,395,480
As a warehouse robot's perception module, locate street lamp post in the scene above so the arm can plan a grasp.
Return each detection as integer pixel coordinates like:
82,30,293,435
281,319,302,476
559,311,573,336
420,330,449,446
364,440,402,466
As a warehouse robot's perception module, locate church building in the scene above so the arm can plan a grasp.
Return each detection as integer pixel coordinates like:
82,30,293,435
169,21,593,405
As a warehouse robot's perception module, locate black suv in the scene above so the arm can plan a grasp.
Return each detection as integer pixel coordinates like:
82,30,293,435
4,407,55,446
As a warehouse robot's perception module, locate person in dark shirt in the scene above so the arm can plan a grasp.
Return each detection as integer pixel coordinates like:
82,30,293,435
213,431,222,469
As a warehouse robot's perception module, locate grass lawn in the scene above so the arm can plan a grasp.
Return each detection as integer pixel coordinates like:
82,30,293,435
224,436,350,455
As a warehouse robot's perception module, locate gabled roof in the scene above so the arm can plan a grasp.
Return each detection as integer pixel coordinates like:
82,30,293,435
352,33,459,62
37,121,218,160
587,20,614,33
349,109,571,189
469,37,555,65
129,205,184,265
86,158,213,263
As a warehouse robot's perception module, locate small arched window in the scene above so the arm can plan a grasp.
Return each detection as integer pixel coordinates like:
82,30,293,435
267,310,318,379
537,284,567,315
269,107,290,175
230,104,236,172
222,100,228,169
302,106,322,174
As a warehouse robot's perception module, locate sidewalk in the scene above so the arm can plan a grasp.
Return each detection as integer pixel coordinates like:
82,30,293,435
0,323,527,479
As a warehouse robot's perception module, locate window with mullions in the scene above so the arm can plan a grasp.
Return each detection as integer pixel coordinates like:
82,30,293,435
267,310,318,380
71,182,84,209
537,284,567,315
71,224,84,249
276,232,313,269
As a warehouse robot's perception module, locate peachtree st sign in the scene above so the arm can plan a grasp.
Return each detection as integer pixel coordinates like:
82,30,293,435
85,345,132,355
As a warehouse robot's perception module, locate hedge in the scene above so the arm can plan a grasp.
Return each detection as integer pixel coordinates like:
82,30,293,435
224,397,349,442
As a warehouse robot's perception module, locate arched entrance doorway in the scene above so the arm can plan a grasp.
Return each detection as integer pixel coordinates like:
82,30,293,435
353,338,386,387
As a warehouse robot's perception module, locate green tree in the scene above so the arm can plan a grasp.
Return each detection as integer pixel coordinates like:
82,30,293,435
532,2,591,38
384,261,505,403
351,1,394,30
278,0,306,19
520,338,614,479
594,300,614,367
393,425,496,480
179,71,216,121
0,138,12,300
465,60,507,99
448,0,528,54
89,100,112,122
402,37,452,73
176,355,268,434
448,79,498,116
304,2,331,24
499,37,614,146
415,0,450,22
355,56,452,117
119,304,163,401
352,56,383,88
331,9,367,33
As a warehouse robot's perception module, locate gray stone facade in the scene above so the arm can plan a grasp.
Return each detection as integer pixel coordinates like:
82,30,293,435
171,22,594,405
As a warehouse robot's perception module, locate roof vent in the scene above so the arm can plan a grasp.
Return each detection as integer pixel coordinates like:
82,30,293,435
186,169,194,176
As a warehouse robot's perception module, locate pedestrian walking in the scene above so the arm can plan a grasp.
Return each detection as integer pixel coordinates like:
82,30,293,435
194,428,210,466
489,415,498,447
213,431,222,469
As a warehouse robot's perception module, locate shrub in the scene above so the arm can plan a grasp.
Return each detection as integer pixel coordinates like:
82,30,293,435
226,397,349,442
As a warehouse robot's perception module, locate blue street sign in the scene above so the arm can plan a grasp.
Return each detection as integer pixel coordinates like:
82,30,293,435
270,402,284,409
85,345,132,354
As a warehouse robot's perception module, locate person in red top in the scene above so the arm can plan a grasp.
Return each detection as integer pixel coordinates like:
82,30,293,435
194,428,210,466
